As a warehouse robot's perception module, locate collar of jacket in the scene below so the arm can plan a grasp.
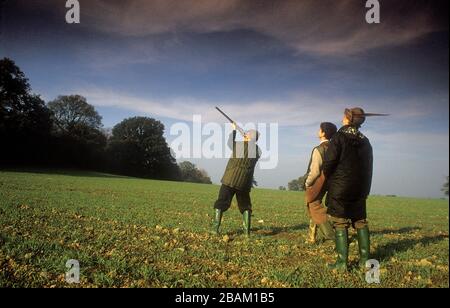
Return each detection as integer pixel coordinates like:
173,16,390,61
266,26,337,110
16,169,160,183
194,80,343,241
339,125,366,139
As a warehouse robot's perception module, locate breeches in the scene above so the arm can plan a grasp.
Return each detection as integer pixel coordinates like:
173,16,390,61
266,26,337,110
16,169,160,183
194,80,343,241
214,185,252,214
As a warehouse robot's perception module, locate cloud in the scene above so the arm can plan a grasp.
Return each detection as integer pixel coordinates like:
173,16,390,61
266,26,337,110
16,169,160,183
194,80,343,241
78,87,442,127
77,87,351,126
73,0,443,56
14,0,445,57
368,130,449,154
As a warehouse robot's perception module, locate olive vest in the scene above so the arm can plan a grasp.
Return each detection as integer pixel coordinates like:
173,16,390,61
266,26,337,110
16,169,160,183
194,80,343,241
306,141,330,175
301,141,330,188
221,138,261,192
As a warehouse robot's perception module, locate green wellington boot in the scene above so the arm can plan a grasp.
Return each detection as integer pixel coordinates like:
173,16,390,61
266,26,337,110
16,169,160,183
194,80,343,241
242,210,251,237
357,226,370,268
327,229,348,272
317,221,335,242
211,209,223,235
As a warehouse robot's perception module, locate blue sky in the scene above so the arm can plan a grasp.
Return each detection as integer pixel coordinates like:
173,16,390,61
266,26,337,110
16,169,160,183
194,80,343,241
1,0,448,198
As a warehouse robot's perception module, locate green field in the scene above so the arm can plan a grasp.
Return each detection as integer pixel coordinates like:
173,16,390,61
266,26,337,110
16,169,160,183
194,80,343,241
0,170,448,288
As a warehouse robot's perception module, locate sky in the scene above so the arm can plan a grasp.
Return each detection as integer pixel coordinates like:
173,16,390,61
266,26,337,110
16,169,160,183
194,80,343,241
0,0,448,198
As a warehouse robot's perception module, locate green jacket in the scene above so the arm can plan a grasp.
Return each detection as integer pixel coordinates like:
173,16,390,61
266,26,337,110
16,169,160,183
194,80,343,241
221,131,261,192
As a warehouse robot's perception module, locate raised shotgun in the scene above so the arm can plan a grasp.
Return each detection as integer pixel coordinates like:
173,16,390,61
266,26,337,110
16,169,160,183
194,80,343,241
215,107,246,136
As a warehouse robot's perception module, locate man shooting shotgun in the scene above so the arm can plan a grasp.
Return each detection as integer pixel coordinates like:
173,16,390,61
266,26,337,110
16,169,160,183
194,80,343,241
212,107,261,236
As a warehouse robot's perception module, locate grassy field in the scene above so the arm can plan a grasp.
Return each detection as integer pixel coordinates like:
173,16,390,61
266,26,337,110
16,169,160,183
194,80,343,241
0,169,448,288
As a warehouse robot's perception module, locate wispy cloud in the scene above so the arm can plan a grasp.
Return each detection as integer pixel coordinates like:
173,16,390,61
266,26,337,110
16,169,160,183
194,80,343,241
78,87,443,127
368,130,449,154
77,87,352,126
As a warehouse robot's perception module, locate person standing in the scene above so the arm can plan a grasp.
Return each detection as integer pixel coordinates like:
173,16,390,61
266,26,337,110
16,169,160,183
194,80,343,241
303,122,337,244
212,123,261,237
323,108,374,271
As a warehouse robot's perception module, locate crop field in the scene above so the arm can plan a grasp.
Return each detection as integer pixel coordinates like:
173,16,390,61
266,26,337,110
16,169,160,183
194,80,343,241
0,170,448,288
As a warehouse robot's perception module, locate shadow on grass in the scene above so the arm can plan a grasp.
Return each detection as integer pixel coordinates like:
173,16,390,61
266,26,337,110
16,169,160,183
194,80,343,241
371,227,422,235
253,224,309,236
221,224,309,239
372,234,449,262
0,167,130,179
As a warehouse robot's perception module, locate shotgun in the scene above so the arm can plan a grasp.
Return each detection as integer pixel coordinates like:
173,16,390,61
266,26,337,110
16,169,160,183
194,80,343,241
215,107,246,136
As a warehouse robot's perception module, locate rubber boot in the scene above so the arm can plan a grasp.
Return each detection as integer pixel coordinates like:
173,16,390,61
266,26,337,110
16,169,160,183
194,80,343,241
357,226,370,268
242,210,251,237
211,209,223,235
327,229,348,272
318,221,335,241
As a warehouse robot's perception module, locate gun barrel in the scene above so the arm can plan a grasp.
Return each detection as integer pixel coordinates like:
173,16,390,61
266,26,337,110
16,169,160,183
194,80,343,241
215,107,234,123
215,106,245,136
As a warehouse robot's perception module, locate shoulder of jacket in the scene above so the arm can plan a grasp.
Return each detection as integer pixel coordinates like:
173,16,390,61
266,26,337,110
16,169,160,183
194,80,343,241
318,140,330,148
332,132,345,142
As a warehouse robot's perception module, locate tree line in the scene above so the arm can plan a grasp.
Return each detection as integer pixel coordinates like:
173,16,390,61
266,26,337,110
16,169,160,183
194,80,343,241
0,57,211,184
278,176,307,192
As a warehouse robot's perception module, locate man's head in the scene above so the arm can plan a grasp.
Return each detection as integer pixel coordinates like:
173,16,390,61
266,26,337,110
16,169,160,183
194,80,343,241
244,129,260,142
343,107,366,128
318,122,337,140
